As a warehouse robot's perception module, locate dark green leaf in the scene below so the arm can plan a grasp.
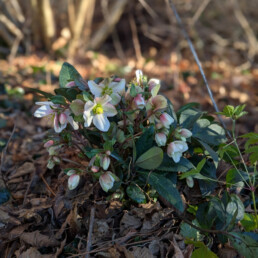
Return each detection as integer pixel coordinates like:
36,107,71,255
180,220,204,241
59,62,85,90
126,184,146,203
25,87,54,98
229,232,258,258
54,88,78,102
158,154,194,172
140,171,184,212
177,103,200,115
135,126,155,158
0,188,10,205
135,147,163,170
179,109,203,129
50,95,67,105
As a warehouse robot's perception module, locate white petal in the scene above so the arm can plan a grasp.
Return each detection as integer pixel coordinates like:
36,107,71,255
136,70,143,83
93,114,110,132
34,105,53,117
84,101,95,112
110,79,125,94
96,95,112,106
110,92,121,105
103,103,117,117
68,174,80,190
65,110,79,130
88,80,103,97
54,114,67,133
172,152,182,163
83,111,93,127
35,101,54,106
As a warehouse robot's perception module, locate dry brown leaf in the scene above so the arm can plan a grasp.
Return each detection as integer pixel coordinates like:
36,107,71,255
20,230,60,248
120,212,142,235
9,162,35,179
18,247,54,258
8,224,30,240
170,237,184,258
129,246,154,258
0,207,21,225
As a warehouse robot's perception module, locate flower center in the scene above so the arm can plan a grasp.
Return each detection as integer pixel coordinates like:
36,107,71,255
102,86,113,96
93,104,104,114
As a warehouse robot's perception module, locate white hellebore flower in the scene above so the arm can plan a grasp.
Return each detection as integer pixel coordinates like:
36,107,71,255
88,78,125,105
34,102,78,133
83,95,117,132
99,171,119,192
167,140,188,163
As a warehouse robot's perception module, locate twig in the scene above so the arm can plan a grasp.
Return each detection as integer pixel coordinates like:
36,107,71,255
0,122,16,190
166,0,231,139
62,158,83,167
129,13,143,67
190,0,211,26
138,0,158,19
40,174,56,197
85,206,95,258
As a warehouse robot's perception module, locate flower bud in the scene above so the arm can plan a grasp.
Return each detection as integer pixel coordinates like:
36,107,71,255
148,79,160,96
59,113,67,125
167,141,188,163
53,156,61,163
179,128,192,141
147,95,167,112
136,70,143,84
99,171,118,192
65,81,76,88
68,174,80,190
106,150,111,156
155,133,167,146
160,113,174,128
186,176,194,188
133,94,145,109
44,140,54,148
102,156,110,170
91,166,99,173
67,169,76,176
47,159,55,169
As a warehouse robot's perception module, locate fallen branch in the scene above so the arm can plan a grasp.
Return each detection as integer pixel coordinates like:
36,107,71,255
85,206,95,258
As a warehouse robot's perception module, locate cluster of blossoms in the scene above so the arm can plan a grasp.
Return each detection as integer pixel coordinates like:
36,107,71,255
34,70,192,192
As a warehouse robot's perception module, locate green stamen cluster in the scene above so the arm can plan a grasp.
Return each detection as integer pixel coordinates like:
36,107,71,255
93,104,104,114
102,86,113,96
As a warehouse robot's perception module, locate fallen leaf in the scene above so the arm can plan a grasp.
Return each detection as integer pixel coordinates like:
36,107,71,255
20,230,60,247
18,247,54,258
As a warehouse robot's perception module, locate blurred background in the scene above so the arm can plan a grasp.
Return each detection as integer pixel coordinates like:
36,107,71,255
0,0,257,133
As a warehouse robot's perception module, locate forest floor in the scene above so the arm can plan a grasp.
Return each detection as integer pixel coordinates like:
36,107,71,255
0,51,257,257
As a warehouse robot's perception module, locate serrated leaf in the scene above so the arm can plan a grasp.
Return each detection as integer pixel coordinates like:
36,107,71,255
180,220,204,241
139,171,184,212
198,140,219,167
126,184,146,203
177,102,200,115
135,147,163,170
25,87,54,98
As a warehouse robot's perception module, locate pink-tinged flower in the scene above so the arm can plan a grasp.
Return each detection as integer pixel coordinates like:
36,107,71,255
146,95,167,113
167,141,188,163
91,166,99,173
148,78,160,96
88,78,125,105
34,102,78,133
68,174,80,190
155,133,167,146
47,159,55,169
44,140,54,148
178,128,192,141
83,95,117,132
65,81,76,88
101,156,110,170
160,113,174,128
70,99,84,116
136,70,143,84
99,171,119,192
133,94,145,109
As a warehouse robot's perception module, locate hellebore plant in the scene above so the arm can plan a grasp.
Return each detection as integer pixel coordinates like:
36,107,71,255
33,63,258,257
34,62,229,211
